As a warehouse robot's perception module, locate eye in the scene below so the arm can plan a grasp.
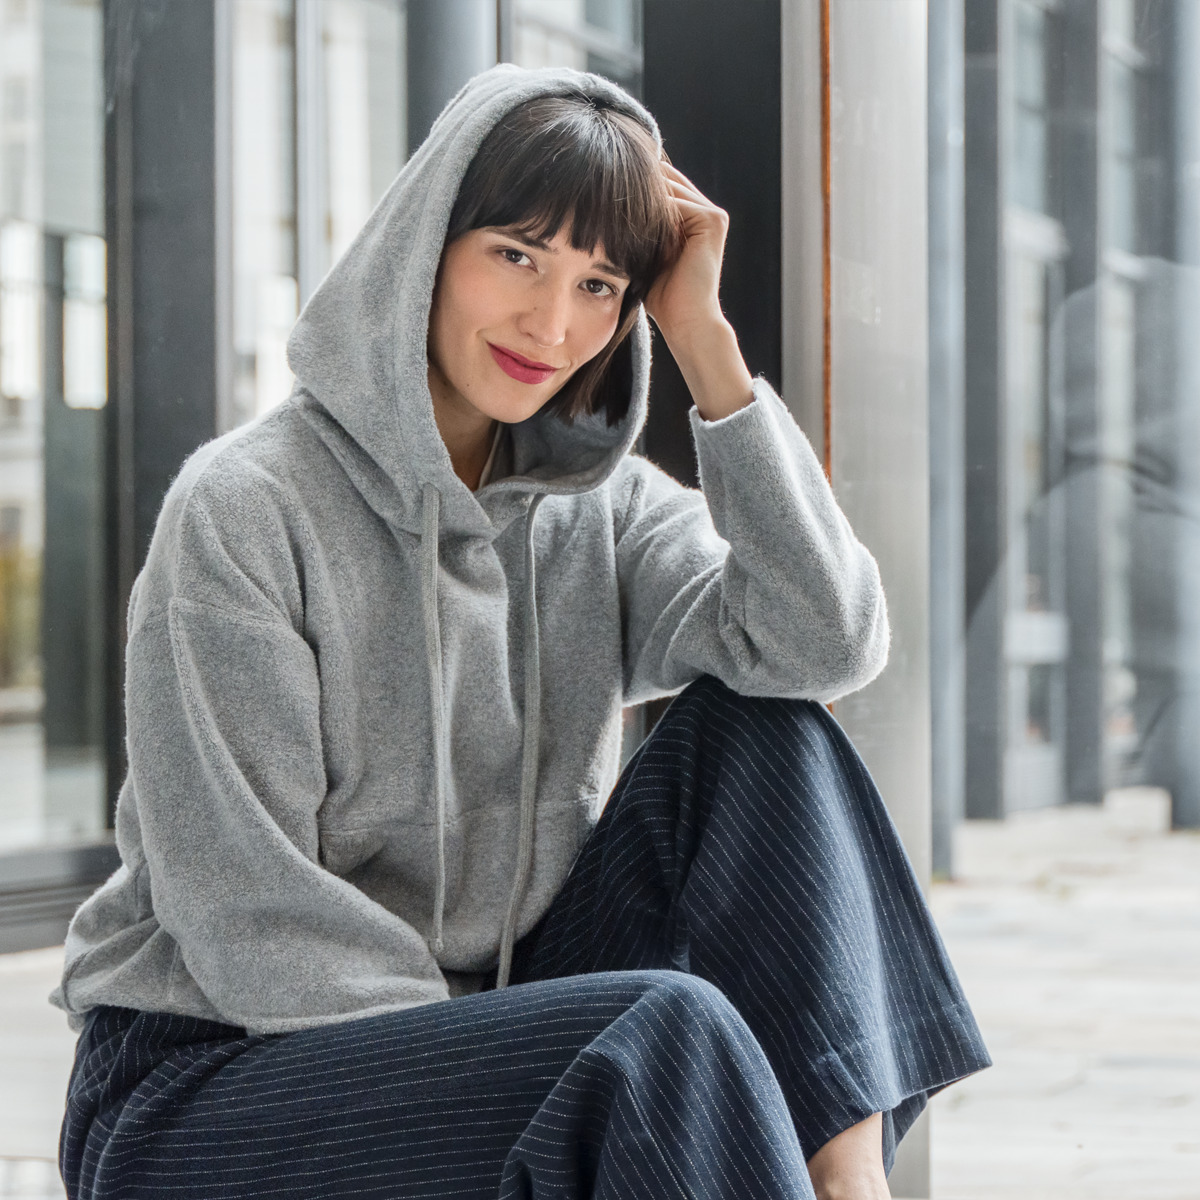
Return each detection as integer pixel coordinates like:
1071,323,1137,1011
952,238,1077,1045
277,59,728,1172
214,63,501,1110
498,246,532,267
582,278,619,298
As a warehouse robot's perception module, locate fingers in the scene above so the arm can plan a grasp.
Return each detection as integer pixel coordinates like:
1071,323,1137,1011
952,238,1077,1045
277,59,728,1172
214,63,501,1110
659,160,716,209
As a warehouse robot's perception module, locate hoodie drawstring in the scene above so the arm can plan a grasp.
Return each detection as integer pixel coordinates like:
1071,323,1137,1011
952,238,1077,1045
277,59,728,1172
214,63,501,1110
496,493,546,989
419,485,546,990
420,484,448,956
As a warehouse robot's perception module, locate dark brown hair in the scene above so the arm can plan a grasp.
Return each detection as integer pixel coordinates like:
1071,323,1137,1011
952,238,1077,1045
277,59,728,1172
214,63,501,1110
443,92,685,426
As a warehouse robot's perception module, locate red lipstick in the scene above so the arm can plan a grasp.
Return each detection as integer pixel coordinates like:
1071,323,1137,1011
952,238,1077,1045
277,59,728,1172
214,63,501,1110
488,343,559,385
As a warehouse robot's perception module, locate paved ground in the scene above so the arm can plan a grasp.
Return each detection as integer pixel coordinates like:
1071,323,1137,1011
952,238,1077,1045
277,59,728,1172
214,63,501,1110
2,787,1197,1198
928,788,1200,1200
0,948,71,1198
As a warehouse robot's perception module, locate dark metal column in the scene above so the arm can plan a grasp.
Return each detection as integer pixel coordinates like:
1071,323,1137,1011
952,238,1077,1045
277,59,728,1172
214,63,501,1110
103,0,221,815
963,0,1005,819
641,0,782,488
406,0,498,150
1058,0,1104,806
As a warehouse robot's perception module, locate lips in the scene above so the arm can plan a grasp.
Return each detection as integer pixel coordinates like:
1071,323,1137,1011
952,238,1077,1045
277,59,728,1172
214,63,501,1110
488,343,560,385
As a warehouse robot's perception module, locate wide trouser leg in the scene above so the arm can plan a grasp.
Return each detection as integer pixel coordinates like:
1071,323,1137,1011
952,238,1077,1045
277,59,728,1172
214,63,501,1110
63,972,815,1200
500,675,991,1168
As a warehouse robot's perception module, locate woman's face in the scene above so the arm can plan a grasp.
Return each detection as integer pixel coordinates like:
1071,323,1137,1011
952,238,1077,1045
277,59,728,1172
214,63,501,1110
427,222,630,426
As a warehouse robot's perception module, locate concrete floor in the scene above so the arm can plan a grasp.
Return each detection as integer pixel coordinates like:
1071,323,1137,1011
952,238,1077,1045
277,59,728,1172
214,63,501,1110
928,788,1200,1200
1,787,1197,1199
0,948,70,1199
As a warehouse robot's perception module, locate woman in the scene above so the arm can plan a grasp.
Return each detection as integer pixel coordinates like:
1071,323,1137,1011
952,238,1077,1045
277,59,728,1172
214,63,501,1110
53,64,989,1199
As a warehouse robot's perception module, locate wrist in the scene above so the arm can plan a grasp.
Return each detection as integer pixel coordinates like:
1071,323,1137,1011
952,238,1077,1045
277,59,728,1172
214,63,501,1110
658,310,733,359
665,317,755,422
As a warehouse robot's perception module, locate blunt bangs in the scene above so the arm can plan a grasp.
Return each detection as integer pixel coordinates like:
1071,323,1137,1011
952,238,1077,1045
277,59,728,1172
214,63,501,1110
443,92,685,426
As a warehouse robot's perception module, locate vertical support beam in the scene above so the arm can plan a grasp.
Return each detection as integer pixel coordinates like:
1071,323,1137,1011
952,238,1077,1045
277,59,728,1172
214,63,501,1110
824,2,933,1192
781,0,826,448
213,0,234,437
295,0,328,306
1059,0,1104,805
963,0,1005,819
406,0,497,151
642,0,782,488
1166,0,1200,828
497,0,515,64
826,0,933,934
103,0,220,815
928,0,967,875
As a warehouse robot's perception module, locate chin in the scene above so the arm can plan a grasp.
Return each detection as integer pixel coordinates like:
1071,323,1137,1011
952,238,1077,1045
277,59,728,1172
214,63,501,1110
477,386,559,425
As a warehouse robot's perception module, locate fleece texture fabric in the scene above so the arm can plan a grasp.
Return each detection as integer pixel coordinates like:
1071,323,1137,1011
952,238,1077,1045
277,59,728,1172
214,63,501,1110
50,62,889,1036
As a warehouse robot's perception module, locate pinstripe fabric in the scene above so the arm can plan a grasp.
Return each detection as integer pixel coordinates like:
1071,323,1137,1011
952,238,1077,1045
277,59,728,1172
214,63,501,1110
499,676,990,1161
60,677,989,1199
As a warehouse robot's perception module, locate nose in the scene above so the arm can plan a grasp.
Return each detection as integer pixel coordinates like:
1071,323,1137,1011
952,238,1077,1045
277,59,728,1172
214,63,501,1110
516,282,571,350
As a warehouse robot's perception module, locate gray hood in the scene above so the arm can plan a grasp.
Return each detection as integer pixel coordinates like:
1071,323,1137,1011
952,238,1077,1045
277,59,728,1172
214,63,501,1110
287,62,658,543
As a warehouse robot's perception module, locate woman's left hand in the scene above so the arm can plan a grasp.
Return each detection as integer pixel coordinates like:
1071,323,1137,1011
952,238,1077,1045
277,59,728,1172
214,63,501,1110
643,162,731,350
644,161,755,422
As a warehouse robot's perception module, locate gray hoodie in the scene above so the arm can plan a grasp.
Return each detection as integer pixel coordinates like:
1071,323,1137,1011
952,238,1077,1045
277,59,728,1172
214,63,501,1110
51,64,889,1036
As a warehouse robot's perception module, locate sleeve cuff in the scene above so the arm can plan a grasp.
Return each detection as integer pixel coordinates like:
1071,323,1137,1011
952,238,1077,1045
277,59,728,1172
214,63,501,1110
688,376,824,478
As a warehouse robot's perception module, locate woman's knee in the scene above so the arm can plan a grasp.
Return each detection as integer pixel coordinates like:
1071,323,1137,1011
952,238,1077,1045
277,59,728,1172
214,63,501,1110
672,675,839,760
632,969,749,1037
679,673,823,722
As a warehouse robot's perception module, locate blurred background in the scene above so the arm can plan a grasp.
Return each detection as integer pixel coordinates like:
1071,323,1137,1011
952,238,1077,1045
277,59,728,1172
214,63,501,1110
0,1,1197,1197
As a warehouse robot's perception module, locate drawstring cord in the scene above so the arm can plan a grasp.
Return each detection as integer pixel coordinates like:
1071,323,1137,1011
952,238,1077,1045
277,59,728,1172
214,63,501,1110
419,485,545,988
496,493,546,989
420,484,448,956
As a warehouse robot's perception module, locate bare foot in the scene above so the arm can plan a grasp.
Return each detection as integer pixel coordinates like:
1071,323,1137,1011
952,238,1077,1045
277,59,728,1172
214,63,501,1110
806,1112,891,1200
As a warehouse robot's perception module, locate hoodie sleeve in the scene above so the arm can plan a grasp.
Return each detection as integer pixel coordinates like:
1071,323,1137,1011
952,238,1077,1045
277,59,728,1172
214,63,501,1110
121,472,450,1033
616,376,890,705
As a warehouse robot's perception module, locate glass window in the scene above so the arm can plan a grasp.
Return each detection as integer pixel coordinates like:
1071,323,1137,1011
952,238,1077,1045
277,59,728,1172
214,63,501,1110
0,0,107,850
1105,0,1137,45
1100,274,1137,775
322,0,407,266
966,0,1200,825
231,0,298,430
512,0,642,97
1011,1,1048,213
62,234,106,411
228,0,406,431
1107,57,1138,252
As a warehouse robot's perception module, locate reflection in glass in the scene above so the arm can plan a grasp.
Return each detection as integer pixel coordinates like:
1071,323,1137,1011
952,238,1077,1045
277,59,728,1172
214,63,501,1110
0,0,106,850
323,0,406,267
232,0,298,429
1106,58,1138,253
63,234,106,411
1011,1,1048,214
0,222,40,409
1100,275,1137,772
971,0,1200,828
229,0,406,430
513,0,643,97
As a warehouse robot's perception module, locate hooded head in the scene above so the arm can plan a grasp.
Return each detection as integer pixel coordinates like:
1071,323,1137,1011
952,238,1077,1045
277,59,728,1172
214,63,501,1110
287,63,681,540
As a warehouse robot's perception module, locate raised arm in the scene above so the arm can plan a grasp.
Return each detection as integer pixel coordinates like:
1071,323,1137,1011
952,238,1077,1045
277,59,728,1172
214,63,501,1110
616,377,889,704
620,163,889,704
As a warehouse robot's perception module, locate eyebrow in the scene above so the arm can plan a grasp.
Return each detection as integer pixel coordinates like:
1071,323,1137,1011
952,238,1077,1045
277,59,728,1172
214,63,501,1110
493,228,630,282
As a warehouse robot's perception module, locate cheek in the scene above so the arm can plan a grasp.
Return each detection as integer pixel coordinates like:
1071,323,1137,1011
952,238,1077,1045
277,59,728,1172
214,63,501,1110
578,307,621,361
430,274,490,364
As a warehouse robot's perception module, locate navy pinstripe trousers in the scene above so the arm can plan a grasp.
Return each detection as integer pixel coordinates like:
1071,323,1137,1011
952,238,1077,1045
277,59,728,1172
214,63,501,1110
60,676,990,1199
